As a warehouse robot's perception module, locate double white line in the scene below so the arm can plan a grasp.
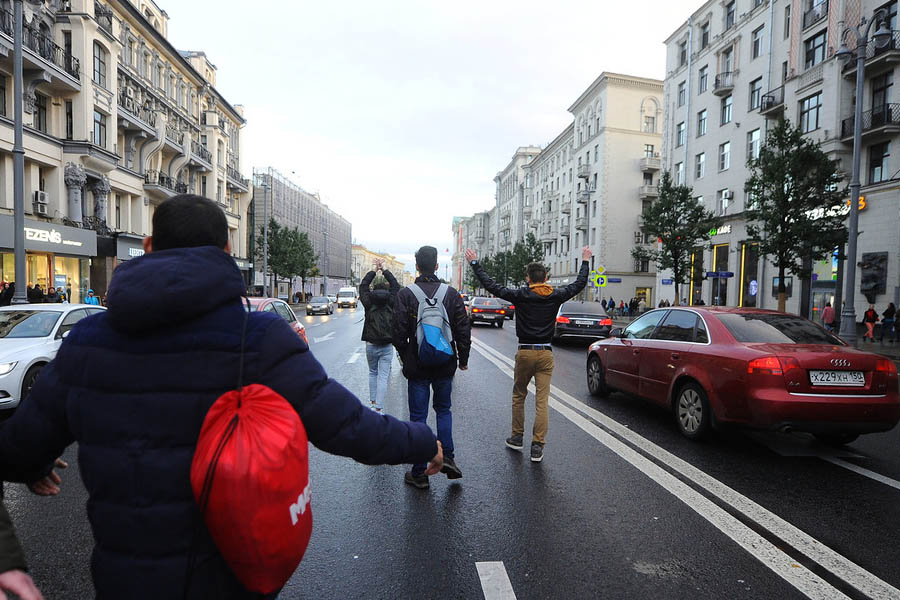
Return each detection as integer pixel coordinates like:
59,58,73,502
470,337,899,600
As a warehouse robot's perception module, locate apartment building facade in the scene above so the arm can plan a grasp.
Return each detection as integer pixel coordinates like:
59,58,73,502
0,0,251,300
494,146,541,253
663,0,900,317
351,244,405,284
252,168,352,298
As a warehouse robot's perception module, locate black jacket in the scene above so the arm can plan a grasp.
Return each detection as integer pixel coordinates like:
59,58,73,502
883,306,896,320
471,260,590,344
392,274,471,380
360,270,399,344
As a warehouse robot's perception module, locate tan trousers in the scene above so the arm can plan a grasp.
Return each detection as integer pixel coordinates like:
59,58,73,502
511,349,555,445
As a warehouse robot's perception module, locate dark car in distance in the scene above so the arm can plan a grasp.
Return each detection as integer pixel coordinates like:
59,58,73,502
499,299,516,320
553,301,612,343
586,307,900,443
468,297,507,328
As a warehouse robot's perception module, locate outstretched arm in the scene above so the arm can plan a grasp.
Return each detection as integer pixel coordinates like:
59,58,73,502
358,270,376,309
464,249,519,302
556,247,593,300
383,270,401,297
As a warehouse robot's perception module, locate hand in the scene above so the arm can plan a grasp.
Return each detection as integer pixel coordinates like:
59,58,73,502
465,249,477,262
375,259,384,271
424,441,443,476
0,570,43,600
28,458,68,497
581,246,593,261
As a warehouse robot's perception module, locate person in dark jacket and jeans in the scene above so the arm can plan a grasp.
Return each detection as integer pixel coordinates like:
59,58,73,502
467,246,592,462
360,258,400,413
0,195,443,600
393,246,470,489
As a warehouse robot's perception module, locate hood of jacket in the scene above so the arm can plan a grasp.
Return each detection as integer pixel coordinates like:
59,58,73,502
105,246,246,334
369,288,392,306
529,282,554,297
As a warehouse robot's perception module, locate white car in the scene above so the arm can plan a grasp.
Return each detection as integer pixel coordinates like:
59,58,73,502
0,304,106,412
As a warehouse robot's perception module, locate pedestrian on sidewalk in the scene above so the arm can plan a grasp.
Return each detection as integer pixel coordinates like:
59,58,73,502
44,287,61,303
822,302,836,332
863,304,878,342
880,302,897,343
393,246,470,489
466,245,591,463
84,289,100,306
0,195,442,599
638,297,647,314
359,259,400,414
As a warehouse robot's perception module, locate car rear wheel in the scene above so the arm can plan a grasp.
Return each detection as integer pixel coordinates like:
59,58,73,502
814,433,859,446
587,355,609,397
674,382,711,441
20,365,44,405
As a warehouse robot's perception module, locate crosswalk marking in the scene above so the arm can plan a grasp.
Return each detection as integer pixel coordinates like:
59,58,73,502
476,562,517,600
347,351,361,364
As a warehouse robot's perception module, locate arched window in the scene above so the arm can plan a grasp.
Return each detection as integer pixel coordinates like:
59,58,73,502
93,42,107,87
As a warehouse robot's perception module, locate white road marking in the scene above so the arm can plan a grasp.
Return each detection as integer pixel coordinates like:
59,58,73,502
470,338,900,600
475,562,517,600
347,351,362,364
313,331,336,344
747,432,865,459
821,457,900,492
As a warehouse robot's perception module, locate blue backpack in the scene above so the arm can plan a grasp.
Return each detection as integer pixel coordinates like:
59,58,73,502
408,283,455,365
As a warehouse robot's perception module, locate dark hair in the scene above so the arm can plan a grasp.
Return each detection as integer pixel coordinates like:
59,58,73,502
415,246,438,274
526,262,547,283
373,282,390,291
151,194,228,251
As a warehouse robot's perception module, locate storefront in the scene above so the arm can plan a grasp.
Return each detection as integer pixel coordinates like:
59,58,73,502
0,215,97,303
115,234,146,263
233,258,252,287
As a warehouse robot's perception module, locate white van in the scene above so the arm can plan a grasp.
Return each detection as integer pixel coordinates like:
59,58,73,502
336,287,358,308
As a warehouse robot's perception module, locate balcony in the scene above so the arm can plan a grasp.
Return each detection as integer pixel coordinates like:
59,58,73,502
639,184,659,199
640,156,661,172
165,124,184,146
544,189,559,202
117,90,157,131
759,86,785,117
576,188,593,204
560,198,571,214
577,163,592,179
523,204,533,217
575,216,588,231
191,140,213,166
227,165,250,190
713,72,734,96
95,1,114,35
560,217,570,237
842,31,900,77
144,170,187,202
0,10,80,83
802,0,827,31
841,104,900,140
539,224,557,242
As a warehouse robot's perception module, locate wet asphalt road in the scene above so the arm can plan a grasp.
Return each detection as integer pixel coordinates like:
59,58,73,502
3,306,900,599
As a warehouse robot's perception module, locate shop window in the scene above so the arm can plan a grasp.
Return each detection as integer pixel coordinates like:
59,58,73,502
690,248,704,305
712,244,729,306
740,243,760,307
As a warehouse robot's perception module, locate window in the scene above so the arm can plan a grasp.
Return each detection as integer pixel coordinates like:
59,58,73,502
752,26,765,59
34,94,47,132
679,41,688,66
725,1,736,29
93,42,107,87
644,116,656,133
784,5,791,38
114,194,121,229
747,128,761,160
722,47,734,73
799,92,821,133
697,109,707,136
676,121,686,147
93,110,107,147
721,94,733,124
0,77,6,117
644,144,655,158
594,144,599,162
749,77,763,110
700,22,710,49
782,60,789,82
716,313,843,344
675,162,685,185
635,259,650,273
696,152,706,178
699,65,709,92
201,176,208,197
678,81,686,106
65,100,73,140
804,31,826,69
643,173,654,185
872,71,893,110
654,311,703,343
869,142,890,184
623,311,666,339
719,142,731,171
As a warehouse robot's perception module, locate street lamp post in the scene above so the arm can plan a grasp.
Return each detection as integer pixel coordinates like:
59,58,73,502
11,0,27,304
262,181,270,297
836,11,891,345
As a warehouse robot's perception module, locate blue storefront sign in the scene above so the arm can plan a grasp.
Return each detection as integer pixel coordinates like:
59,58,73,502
661,279,673,285
607,277,623,283
705,271,735,278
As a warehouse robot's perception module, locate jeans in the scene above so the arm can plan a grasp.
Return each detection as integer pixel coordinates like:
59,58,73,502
512,349,554,445
408,377,454,476
366,343,393,411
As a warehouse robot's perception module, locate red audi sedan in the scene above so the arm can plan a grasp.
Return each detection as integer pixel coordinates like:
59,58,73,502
585,307,900,444
246,297,308,344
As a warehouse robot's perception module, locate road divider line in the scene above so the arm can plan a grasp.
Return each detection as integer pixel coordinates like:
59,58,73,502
313,331,336,344
470,338,900,600
347,351,362,364
821,457,900,492
475,561,517,600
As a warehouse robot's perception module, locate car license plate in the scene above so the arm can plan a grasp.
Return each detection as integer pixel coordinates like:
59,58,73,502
575,320,593,326
809,370,865,387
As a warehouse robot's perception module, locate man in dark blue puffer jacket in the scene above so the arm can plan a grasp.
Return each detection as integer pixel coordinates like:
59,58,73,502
0,195,442,599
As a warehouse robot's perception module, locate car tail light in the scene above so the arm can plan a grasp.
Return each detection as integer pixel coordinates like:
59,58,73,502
499,310,506,314
472,308,481,313
747,356,783,375
509,305,515,309
876,359,898,375
556,316,570,324
599,318,613,326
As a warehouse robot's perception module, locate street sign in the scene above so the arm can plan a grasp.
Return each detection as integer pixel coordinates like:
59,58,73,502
661,279,673,285
590,266,607,287
607,277,622,283
705,271,734,278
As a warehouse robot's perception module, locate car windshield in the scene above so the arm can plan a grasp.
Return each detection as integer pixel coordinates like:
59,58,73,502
337,292,355,297
312,297,329,303
715,313,845,345
0,310,63,338
474,298,500,306
560,302,607,315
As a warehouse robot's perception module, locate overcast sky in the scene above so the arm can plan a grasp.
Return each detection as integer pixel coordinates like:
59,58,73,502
168,1,698,275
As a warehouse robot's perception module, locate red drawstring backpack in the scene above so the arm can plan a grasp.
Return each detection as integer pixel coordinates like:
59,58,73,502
185,299,312,595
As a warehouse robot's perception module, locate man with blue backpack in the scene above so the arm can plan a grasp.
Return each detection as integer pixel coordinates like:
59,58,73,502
393,246,471,489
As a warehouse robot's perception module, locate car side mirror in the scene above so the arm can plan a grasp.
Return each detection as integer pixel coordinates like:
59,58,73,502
609,327,623,338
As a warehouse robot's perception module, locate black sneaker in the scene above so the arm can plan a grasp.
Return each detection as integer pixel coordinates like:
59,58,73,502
404,470,429,489
441,456,463,479
505,435,524,451
530,443,544,463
